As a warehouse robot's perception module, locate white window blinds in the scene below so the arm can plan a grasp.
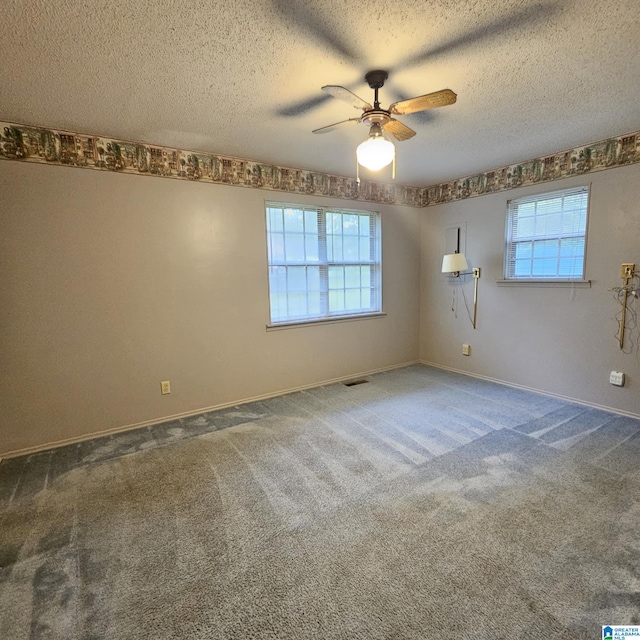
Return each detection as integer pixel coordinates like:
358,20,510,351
266,203,382,325
505,185,589,279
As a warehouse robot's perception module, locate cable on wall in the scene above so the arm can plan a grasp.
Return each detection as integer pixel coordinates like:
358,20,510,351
610,263,639,353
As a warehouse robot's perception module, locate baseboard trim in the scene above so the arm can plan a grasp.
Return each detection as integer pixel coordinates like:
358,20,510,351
420,360,640,420
0,359,420,460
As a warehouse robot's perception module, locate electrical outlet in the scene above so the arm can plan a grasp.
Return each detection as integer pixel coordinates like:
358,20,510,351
462,344,471,356
609,371,625,387
621,263,635,279
161,380,171,395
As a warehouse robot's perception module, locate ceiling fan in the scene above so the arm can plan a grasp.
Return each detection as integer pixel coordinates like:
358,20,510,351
313,70,456,141
313,70,456,175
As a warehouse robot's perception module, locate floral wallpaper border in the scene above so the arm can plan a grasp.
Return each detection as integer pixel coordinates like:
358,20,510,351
421,130,640,207
0,121,424,208
1,120,639,208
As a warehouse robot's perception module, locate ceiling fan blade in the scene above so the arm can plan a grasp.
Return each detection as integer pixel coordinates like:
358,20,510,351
383,119,417,141
389,89,457,115
312,118,361,134
322,85,372,111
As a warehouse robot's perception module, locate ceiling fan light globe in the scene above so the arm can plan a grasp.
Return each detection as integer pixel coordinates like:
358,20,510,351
356,137,395,171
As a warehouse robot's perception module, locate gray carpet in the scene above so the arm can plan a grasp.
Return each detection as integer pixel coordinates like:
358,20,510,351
1,365,639,639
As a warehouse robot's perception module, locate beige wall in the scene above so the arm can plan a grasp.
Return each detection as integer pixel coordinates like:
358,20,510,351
0,162,421,455
3,157,639,455
420,163,640,416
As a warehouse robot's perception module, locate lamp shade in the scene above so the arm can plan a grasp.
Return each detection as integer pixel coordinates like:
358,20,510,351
442,252,469,274
356,136,395,171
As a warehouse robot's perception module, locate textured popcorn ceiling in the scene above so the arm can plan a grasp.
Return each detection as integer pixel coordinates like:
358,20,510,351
0,0,638,186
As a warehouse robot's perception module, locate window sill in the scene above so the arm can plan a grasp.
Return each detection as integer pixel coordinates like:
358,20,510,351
267,312,386,331
496,279,591,288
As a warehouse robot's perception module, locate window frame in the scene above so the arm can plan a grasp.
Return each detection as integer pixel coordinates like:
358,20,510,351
502,184,591,284
265,201,383,328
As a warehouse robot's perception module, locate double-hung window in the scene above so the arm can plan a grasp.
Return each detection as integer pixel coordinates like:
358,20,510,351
265,202,382,326
504,185,589,280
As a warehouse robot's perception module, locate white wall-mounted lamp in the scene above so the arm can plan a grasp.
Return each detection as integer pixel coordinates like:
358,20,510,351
441,252,469,277
442,250,481,329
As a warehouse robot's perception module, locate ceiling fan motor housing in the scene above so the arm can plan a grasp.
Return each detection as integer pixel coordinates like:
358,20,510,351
365,70,388,110
365,70,389,89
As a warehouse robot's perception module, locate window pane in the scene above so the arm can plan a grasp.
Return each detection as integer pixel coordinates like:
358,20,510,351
305,235,319,261
269,266,287,293
532,258,558,277
268,208,284,232
559,257,582,277
307,292,321,315
345,289,361,310
560,237,584,256
307,266,320,291
287,293,307,318
285,234,305,262
515,216,534,238
536,213,562,236
284,208,304,233
287,266,307,292
558,237,584,276
343,236,359,261
359,237,370,261
269,233,285,262
518,202,535,216
560,213,581,234
533,239,558,258
343,214,358,234
304,210,318,234
328,266,344,288
514,260,531,277
359,216,370,237
270,294,287,321
331,235,343,261
514,242,532,259
329,290,345,312
345,266,360,288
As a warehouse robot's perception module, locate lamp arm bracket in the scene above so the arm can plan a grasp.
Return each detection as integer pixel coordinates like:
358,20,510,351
452,268,480,278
